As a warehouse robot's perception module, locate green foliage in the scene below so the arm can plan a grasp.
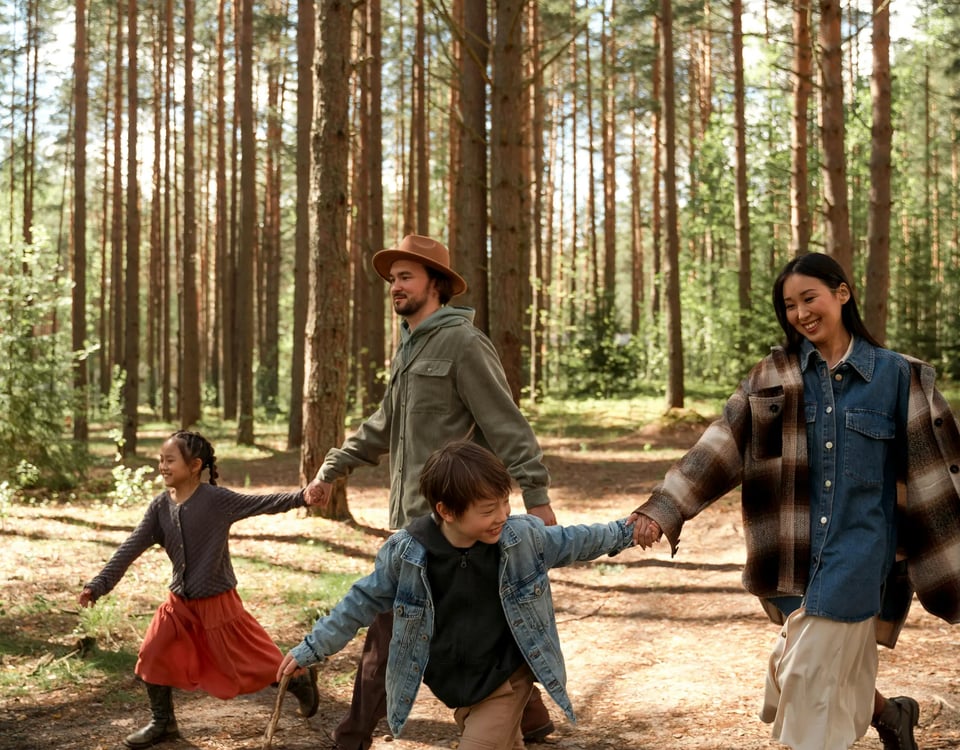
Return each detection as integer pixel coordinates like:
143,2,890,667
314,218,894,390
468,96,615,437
0,240,84,488
73,596,136,649
558,297,649,398
108,462,160,508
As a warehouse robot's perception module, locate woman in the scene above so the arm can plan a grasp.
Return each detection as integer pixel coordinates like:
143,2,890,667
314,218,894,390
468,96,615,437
632,252,960,750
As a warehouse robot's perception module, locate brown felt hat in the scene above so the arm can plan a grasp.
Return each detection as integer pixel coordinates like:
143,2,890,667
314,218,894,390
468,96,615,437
372,235,468,296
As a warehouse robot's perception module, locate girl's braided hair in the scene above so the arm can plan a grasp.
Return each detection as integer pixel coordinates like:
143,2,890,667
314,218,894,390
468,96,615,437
169,430,219,485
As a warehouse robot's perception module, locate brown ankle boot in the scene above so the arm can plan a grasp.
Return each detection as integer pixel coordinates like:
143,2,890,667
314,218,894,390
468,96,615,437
872,695,919,750
520,684,555,743
123,682,181,749
287,666,320,718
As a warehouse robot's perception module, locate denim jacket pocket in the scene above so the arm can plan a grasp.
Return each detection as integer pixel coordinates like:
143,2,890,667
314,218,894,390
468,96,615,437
843,409,895,485
749,393,784,460
393,597,429,648
407,359,454,414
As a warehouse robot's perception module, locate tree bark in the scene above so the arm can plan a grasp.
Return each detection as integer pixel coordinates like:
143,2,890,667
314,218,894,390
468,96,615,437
660,0,684,409
732,0,751,316
490,0,527,404
181,0,202,428
790,0,812,255
863,0,891,344
288,0,314,448
601,4,617,309
236,0,257,444
453,0,489,331
121,0,140,456
819,0,852,276
72,0,89,444
355,0,385,413
300,0,353,520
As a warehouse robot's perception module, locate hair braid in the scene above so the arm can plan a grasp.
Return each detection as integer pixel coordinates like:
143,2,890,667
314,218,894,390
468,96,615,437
170,430,219,485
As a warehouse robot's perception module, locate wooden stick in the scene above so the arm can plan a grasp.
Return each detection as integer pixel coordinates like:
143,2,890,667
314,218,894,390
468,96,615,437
262,671,291,749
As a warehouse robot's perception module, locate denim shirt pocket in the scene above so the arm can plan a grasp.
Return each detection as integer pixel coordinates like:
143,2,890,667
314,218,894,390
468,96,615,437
749,392,784,460
843,409,896,485
407,359,454,414
393,597,429,648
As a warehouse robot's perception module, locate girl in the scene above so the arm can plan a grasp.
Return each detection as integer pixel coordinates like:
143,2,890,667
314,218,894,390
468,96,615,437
632,253,960,750
79,430,319,749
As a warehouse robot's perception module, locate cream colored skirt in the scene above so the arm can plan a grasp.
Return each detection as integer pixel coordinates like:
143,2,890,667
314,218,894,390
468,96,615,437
760,607,877,750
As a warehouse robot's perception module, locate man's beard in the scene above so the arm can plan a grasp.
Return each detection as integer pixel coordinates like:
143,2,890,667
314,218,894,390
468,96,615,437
393,294,425,317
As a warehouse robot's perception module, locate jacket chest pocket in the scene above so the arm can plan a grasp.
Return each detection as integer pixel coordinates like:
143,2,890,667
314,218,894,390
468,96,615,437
843,409,895,485
407,359,454,414
749,393,784,460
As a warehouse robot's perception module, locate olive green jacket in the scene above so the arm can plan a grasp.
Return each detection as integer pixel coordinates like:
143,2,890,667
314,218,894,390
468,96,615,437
318,306,550,528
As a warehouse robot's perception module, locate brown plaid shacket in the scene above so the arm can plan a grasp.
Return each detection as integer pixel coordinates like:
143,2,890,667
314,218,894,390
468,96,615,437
636,346,960,645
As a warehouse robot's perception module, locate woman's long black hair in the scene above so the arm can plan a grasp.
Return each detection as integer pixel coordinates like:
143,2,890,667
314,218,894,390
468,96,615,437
772,252,882,354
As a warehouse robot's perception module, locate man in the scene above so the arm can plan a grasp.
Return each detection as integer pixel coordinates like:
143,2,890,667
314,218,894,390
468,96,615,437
306,234,557,750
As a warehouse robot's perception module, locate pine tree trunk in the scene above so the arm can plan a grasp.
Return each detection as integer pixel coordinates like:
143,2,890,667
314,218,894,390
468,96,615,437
529,1,545,401
236,0,257,445
181,0,202,428
863,0,891,343
300,0,353,520
819,0,852,276
72,0,89,444
121,0,141,456
453,0,489,330
601,5,617,306
354,0,385,413
732,0,751,315
490,0,528,404
660,0,684,409
288,0,314,449
790,0,812,255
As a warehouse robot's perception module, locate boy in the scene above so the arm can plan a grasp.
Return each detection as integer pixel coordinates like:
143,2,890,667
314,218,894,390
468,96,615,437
280,441,636,749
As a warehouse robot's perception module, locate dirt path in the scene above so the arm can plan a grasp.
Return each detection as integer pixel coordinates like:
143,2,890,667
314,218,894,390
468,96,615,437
2,424,960,749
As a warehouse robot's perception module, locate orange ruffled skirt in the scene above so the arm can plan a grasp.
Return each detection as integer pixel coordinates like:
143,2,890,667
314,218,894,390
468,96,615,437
135,589,282,699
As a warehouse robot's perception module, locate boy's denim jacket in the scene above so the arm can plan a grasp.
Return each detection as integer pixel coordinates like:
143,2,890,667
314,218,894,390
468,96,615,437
290,514,634,736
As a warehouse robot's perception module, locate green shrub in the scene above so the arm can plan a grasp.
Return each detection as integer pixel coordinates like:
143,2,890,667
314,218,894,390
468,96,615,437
0,240,85,488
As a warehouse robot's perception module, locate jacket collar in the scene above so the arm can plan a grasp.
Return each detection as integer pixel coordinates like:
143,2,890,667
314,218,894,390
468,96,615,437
799,336,876,382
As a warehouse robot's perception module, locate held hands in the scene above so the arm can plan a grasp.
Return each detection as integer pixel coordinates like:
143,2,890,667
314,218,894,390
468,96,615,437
527,503,557,526
304,479,332,508
632,513,663,549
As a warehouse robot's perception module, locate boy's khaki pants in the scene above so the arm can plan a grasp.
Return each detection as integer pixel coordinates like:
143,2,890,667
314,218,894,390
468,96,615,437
454,664,535,750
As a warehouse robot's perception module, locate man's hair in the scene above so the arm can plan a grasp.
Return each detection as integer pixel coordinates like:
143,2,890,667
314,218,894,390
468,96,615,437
425,265,456,306
419,440,513,518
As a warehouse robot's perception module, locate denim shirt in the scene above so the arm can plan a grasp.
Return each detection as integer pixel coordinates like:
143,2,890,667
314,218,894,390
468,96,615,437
797,337,910,621
289,514,634,737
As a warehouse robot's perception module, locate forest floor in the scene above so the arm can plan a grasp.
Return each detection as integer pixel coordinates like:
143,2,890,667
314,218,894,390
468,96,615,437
3,416,960,750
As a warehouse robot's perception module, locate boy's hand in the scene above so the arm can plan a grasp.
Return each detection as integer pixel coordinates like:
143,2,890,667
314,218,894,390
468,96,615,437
277,651,305,682
633,514,663,549
78,587,95,608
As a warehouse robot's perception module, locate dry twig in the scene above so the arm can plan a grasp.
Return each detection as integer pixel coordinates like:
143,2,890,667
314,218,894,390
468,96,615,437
262,671,290,749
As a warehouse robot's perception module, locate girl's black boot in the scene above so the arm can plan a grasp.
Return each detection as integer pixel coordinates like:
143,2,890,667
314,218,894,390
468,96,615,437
123,682,181,749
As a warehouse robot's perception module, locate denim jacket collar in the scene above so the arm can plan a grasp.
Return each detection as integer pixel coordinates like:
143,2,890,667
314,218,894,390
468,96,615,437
800,336,876,382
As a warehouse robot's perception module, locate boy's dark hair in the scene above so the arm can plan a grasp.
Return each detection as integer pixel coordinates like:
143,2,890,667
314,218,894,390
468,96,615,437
772,252,881,354
419,441,512,518
169,430,220,485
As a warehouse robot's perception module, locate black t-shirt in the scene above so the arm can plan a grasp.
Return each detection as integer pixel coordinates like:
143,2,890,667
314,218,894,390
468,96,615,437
407,515,525,708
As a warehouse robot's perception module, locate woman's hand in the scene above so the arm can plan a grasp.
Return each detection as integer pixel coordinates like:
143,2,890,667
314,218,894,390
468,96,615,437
633,514,663,549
